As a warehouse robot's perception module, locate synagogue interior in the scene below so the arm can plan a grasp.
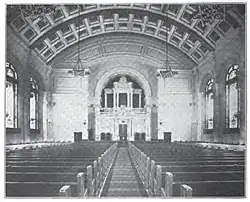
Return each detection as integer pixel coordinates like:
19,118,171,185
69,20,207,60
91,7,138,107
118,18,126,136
5,4,246,198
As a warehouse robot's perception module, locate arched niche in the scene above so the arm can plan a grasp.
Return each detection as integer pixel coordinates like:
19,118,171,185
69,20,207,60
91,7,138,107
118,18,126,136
100,75,146,108
95,67,152,106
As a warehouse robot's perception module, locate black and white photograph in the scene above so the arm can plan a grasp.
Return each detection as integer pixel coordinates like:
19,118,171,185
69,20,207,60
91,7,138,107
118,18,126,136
4,2,247,198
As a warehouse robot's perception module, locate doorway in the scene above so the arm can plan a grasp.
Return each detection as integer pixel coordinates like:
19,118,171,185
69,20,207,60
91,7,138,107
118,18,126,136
119,124,127,141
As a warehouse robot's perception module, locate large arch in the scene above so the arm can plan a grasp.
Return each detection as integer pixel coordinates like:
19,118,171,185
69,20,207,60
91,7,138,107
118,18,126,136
93,66,153,141
94,67,152,106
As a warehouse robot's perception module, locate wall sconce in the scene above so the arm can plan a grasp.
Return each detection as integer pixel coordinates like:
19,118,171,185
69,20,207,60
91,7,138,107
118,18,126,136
159,121,163,125
83,120,87,125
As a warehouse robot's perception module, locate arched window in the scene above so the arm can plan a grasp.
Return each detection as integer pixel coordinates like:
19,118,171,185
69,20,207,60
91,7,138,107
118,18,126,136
225,64,240,129
6,63,18,128
30,77,39,130
204,78,214,131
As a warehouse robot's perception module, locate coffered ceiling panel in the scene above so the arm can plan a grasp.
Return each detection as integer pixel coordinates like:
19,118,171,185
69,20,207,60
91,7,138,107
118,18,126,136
7,4,244,67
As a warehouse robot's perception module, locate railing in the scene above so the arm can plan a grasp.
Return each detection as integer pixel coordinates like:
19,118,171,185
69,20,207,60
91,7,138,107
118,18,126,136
99,107,147,114
59,142,118,197
128,142,193,197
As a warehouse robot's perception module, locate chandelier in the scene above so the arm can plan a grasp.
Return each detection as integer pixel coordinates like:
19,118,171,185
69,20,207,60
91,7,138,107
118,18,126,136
8,5,57,21
67,5,90,77
158,12,178,80
190,4,237,27
157,61,178,79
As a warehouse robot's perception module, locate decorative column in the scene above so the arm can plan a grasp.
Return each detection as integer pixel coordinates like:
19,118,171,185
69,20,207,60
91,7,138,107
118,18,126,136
197,92,203,141
213,81,223,143
131,90,133,108
145,116,151,141
20,70,31,143
238,64,246,144
130,92,132,108
45,91,54,141
238,24,246,145
156,72,163,140
42,92,48,141
95,117,99,141
190,72,198,142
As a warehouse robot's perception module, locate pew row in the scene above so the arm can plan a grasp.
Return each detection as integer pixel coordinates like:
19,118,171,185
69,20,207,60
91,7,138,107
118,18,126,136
128,142,245,197
6,142,118,197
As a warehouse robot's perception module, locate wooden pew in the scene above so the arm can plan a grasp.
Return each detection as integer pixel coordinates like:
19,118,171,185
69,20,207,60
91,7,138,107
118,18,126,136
159,170,244,182
130,142,245,197
5,142,118,197
172,180,244,196
155,159,245,165
6,182,78,197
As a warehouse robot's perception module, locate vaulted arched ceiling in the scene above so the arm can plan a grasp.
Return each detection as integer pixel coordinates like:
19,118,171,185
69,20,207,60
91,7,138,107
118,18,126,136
7,4,244,67
51,33,196,70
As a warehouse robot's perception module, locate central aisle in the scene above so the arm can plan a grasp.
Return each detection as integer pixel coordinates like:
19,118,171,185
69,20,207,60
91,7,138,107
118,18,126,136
102,147,147,197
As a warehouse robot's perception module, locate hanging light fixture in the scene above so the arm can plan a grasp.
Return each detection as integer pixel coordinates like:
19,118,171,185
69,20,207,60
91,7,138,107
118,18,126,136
157,13,178,80
157,60,178,79
68,4,90,77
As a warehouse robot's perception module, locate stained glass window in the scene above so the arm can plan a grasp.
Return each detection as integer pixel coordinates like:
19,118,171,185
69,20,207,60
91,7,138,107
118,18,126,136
225,65,240,129
204,78,214,130
30,77,39,130
6,63,18,128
